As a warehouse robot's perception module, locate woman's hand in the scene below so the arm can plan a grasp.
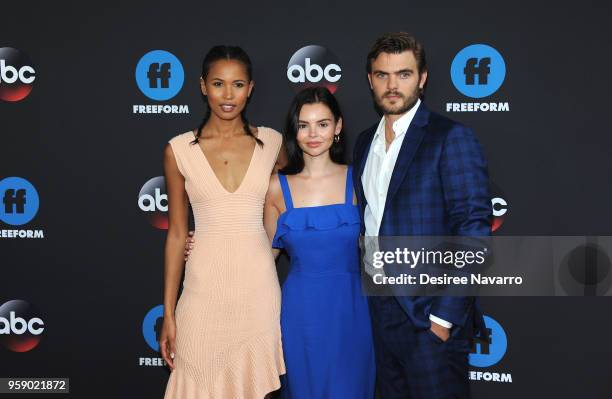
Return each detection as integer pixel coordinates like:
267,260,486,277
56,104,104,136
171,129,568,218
159,316,177,370
184,231,195,261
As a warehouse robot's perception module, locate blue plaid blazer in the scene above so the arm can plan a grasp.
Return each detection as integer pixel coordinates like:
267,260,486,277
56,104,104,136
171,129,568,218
353,102,491,329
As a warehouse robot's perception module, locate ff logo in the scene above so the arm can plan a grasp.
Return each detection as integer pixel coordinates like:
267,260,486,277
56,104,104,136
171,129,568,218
142,305,164,352
0,177,39,226
469,315,507,368
0,300,45,352
490,182,508,233
451,44,506,98
0,47,36,102
135,50,184,101
138,176,168,229
287,45,342,93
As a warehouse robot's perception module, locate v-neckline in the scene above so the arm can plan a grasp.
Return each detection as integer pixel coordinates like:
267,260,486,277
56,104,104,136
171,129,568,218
192,128,261,195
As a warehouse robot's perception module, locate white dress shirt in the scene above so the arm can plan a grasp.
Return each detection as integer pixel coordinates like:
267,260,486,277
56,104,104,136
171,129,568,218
361,99,453,329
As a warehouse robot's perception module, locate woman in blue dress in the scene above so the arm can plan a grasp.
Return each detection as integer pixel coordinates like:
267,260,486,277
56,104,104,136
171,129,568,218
263,87,375,399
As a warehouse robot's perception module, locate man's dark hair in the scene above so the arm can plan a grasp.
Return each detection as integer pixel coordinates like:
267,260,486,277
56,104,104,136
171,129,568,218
366,32,427,74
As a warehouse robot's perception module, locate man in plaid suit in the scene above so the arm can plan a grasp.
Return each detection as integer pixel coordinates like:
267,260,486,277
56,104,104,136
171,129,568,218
352,32,491,398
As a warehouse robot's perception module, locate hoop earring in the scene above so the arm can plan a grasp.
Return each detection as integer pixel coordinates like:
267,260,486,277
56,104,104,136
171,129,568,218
334,134,340,143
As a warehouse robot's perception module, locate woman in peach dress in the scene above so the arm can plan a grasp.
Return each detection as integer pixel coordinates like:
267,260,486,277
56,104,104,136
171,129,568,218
159,45,285,398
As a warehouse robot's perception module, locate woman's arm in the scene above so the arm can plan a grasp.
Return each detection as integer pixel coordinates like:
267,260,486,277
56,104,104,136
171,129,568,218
274,139,288,173
160,143,188,369
264,174,284,259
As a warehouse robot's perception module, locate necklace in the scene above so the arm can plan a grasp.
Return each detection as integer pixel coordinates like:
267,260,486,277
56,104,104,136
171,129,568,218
200,128,243,166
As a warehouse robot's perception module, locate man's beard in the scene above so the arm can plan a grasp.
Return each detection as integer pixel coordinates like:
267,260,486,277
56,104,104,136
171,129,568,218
374,86,420,116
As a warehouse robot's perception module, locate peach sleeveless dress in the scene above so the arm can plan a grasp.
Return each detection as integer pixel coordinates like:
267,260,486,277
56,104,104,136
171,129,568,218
164,127,285,398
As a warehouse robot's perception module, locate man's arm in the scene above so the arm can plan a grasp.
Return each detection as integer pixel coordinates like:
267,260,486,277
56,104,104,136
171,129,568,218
431,124,491,327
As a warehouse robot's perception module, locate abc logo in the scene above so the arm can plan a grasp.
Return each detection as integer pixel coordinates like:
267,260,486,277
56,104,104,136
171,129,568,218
0,300,45,352
135,50,185,101
138,176,168,229
451,44,506,98
490,182,508,233
469,315,507,368
491,197,508,232
0,177,40,226
287,45,342,93
0,47,36,102
142,305,164,352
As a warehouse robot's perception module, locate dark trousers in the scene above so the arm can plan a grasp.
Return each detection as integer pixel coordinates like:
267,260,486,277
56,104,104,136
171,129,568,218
369,296,472,399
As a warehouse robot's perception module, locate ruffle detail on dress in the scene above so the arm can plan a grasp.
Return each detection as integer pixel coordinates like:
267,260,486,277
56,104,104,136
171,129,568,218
163,368,203,398
272,205,360,248
211,328,285,399
164,328,285,399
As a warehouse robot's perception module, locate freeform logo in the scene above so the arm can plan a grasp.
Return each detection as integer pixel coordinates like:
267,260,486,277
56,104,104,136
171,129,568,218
452,44,505,98
287,45,342,93
139,304,167,367
142,305,164,352
0,47,36,102
490,182,508,233
133,50,189,114
0,300,45,352
464,57,491,87
469,315,512,383
138,176,168,229
0,177,44,239
136,50,184,100
447,44,509,113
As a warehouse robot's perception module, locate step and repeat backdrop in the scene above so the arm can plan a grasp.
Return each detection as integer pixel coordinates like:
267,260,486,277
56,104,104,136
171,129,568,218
2,1,611,398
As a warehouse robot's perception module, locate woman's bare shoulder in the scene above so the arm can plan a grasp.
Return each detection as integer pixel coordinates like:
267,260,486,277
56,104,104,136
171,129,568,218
268,172,282,195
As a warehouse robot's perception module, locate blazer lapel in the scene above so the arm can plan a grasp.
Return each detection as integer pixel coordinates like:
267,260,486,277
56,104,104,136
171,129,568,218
356,124,377,182
354,124,377,201
383,102,430,211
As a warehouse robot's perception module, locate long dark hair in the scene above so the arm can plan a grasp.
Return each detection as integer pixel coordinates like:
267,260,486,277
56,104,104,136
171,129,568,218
279,87,346,175
191,45,262,146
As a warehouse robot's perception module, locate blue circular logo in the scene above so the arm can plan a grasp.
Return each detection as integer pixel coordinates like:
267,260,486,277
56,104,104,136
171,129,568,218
451,44,506,98
142,305,164,352
135,50,184,101
469,315,507,367
0,177,39,226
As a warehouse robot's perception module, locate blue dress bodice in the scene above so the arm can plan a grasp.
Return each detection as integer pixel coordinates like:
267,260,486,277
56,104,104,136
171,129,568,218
272,166,375,399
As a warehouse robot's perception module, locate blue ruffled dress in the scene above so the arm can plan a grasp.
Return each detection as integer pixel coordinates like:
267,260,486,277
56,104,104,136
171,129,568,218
272,166,375,399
